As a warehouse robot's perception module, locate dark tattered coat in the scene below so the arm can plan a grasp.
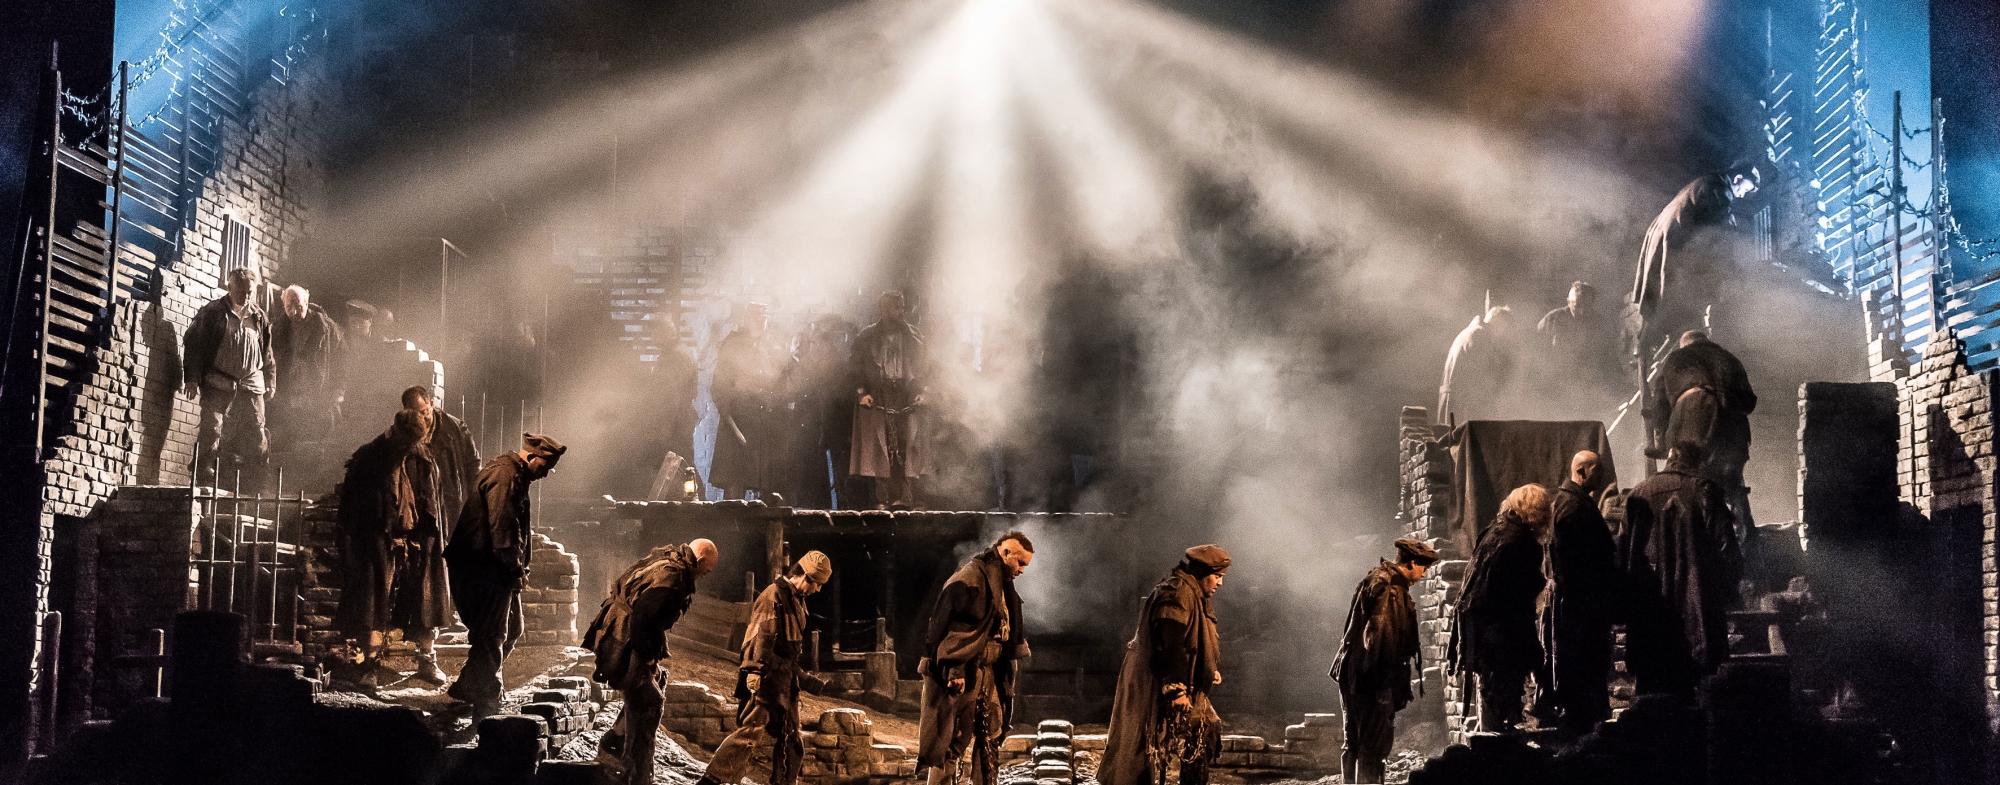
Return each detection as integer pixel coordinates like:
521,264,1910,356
1100,568,1221,785
445,453,535,585
1619,468,1741,671
917,551,1028,766
333,435,450,636
1450,514,1545,679
1333,561,1420,707
584,543,700,686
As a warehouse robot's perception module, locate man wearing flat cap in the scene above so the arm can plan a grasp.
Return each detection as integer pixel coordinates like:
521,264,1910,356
1333,538,1438,784
697,551,832,785
1102,545,1231,785
445,433,567,715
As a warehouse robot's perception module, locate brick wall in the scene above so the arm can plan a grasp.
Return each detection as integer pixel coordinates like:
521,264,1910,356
1887,337,2000,756
1394,406,1467,746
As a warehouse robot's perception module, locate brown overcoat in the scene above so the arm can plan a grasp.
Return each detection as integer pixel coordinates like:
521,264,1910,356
583,543,700,686
1100,568,1221,785
333,434,450,637
917,551,1028,767
1332,561,1419,706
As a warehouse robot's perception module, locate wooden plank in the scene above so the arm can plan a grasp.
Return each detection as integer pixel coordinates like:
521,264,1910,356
48,298,93,325
50,256,107,289
57,145,111,183
46,334,87,356
48,277,109,308
47,311,91,335
42,353,72,371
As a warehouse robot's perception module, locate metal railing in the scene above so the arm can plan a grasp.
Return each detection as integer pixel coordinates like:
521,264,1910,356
189,450,309,645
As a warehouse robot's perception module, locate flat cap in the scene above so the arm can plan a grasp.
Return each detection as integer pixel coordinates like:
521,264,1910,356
796,550,832,583
1394,538,1439,566
1183,544,1231,573
522,433,567,463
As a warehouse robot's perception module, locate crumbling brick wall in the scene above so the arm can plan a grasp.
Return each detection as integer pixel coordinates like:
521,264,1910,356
1396,406,1465,746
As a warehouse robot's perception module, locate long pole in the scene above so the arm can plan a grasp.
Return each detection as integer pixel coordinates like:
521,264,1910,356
1890,91,1906,339
34,53,61,461
440,239,450,358
104,62,129,306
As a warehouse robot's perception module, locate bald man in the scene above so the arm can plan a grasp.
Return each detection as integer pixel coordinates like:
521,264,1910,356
585,538,721,785
1543,452,1618,734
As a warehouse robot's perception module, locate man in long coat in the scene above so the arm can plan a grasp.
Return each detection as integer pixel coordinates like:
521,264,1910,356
851,291,929,508
1644,331,1757,538
1543,452,1618,734
1333,539,1438,785
919,533,1034,785
1627,165,1760,345
1450,484,1550,733
333,408,450,690
584,539,720,785
696,552,832,785
1619,442,1741,698
712,303,785,499
403,386,482,525
272,285,344,454
1101,545,1230,785
444,433,566,715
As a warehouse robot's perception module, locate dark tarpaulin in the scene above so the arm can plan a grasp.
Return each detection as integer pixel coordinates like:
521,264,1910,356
1446,421,1616,555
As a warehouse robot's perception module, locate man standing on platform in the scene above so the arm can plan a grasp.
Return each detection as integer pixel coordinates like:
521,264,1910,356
444,433,566,716
271,284,344,456
695,551,832,785
584,538,720,785
1333,538,1437,784
184,266,276,482
1101,545,1231,785
851,290,929,509
1543,451,1619,735
918,532,1034,785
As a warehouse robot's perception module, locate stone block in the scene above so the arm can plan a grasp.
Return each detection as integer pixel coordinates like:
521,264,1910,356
1002,735,1035,753
1032,763,1072,781
1283,724,1318,741
1037,719,1074,736
1032,746,1072,763
1035,732,1070,748
1220,735,1266,752
1301,713,1340,727
1072,734,1108,751
1215,752,1250,768
534,689,582,704
813,733,842,749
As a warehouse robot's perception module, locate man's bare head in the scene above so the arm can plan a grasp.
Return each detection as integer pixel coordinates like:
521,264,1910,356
879,290,907,322
689,538,720,578
1570,450,1603,490
226,267,256,304
281,285,309,320
993,531,1034,578
1567,281,1597,314
1680,330,1709,348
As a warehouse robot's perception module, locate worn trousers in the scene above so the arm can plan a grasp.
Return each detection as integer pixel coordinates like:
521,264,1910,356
704,693,802,785
447,560,523,711
1340,680,1397,784
605,665,666,785
921,668,1004,785
196,386,268,474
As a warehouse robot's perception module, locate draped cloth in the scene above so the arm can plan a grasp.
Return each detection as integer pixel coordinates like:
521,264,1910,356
1446,420,1616,556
